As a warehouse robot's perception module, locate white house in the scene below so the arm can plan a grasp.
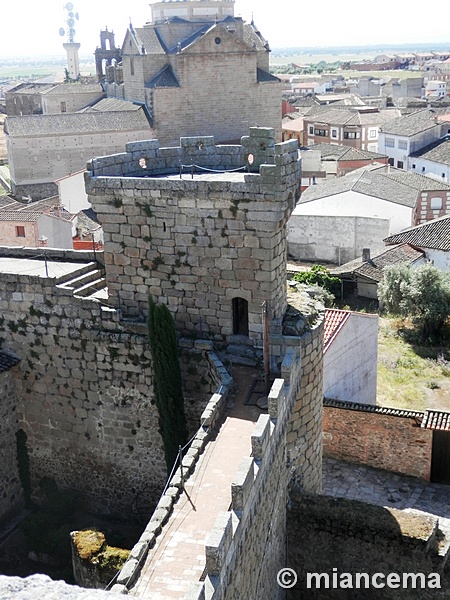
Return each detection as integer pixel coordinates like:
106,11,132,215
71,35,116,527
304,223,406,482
384,214,450,272
323,309,379,405
287,165,443,264
378,109,450,171
409,136,450,183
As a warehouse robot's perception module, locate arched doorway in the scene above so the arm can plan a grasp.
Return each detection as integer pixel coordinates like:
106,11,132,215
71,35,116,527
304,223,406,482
232,297,249,336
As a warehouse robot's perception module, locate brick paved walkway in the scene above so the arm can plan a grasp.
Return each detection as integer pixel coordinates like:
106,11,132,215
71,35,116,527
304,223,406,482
130,366,263,599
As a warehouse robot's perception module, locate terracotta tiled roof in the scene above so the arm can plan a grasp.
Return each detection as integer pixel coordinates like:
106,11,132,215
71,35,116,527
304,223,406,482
384,215,450,251
323,309,351,353
0,350,21,374
421,410,450,431
323,398,424,419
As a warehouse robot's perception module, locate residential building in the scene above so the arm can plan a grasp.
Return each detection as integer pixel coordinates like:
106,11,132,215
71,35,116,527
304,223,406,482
424,80,447,99
409,135,450,183
303,106,401,152
300,143,388,179
282,115,304,145
330,244,426,299
287,164,450,263
384,214,450,271
378,109,450,170
0,196,75,248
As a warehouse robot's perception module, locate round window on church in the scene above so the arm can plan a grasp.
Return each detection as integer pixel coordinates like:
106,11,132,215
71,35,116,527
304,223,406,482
215,37,221,45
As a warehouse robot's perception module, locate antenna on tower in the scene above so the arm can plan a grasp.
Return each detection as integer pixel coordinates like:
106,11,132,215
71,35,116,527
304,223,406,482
59,2,80,43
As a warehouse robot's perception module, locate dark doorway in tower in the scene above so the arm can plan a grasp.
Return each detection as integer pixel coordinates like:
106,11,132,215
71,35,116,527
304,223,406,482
232,297,249,336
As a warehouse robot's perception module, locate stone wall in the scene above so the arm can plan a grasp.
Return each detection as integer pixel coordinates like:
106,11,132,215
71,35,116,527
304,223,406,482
0,358,24,526
187,348,303,600
323,402,432,480
275,319,324,495
85,129,301,344
288,494,449,599
0,258,217,519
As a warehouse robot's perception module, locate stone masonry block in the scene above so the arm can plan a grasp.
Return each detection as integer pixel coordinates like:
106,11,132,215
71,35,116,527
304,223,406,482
251,414,272,461
205,511,233,576
268,379,285,420
231,457,255,512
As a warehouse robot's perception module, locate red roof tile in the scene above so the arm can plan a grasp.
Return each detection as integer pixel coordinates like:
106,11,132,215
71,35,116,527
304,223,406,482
323,309,351,354
421,410,450,431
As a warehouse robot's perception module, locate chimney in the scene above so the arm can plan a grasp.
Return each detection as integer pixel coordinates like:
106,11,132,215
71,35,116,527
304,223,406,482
362,248,371,261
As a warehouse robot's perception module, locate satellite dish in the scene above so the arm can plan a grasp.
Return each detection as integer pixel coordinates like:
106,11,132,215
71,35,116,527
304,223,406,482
59,27,65,36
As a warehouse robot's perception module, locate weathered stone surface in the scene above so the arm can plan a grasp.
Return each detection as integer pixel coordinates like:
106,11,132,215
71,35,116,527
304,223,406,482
0,574,120,599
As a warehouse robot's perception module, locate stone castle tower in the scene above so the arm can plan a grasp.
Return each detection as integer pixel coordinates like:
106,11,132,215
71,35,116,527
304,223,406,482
85,128,300,345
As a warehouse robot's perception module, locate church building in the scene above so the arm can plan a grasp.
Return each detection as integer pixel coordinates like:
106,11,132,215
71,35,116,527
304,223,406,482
4,0,282,200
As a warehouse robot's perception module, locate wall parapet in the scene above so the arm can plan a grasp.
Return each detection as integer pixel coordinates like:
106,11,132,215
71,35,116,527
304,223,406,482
197,347,302,600
111,347,233,594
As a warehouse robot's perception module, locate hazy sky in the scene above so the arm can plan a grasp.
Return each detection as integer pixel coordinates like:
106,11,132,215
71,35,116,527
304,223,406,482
1,0,449,58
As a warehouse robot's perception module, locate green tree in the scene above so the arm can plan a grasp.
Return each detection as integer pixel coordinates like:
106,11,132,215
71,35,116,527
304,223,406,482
379,263,450,343
148,297,188,471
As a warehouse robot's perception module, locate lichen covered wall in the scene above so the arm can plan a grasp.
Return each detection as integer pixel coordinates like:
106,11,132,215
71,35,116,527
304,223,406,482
0,271,166,517
0,366,24,526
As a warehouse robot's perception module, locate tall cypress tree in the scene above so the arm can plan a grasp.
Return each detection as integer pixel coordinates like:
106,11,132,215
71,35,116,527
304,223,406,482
148,297,188,471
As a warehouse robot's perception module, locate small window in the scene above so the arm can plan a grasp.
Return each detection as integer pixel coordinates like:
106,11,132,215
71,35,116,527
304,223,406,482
344,131,360,139
308,126,314,135
16,226,25,238
388,158,394,166
314,128,328,137
397,160,404,169
369,129,377,139
412,163,416,169
385,138,395,148
422,167,426,172
398,140,407,150
430,197,443,210
331,129,338,138
130,58,135,76
60,101,67,113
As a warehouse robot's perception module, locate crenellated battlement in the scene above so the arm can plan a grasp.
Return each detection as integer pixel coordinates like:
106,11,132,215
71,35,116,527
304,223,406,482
85,128,301,342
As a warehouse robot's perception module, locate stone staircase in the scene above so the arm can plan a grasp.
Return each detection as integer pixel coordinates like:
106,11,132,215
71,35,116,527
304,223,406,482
55,262,108,300
218,335,263,368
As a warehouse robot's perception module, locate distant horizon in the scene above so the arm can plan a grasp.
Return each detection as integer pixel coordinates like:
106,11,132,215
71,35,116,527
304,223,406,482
3,41,450,63
1,0,450,59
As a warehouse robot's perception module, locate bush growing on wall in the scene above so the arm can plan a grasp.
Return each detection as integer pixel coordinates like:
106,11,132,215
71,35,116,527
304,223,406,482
292,265,340,303
148,297,188,471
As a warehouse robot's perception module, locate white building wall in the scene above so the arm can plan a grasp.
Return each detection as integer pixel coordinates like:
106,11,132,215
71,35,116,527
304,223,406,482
426,248,450,271
56,171,90,214
290,190,413,234
408,156,450,183
38,214,74,249
287,214,389,264
323,312,379,404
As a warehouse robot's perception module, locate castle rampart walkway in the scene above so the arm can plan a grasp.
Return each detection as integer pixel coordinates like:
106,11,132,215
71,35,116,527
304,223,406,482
129,366,263,599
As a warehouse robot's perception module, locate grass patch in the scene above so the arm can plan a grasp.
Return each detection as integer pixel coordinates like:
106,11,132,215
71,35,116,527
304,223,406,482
377,317,450,410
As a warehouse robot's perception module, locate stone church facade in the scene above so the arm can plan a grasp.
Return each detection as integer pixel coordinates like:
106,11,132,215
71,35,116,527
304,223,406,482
4,0,282,200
